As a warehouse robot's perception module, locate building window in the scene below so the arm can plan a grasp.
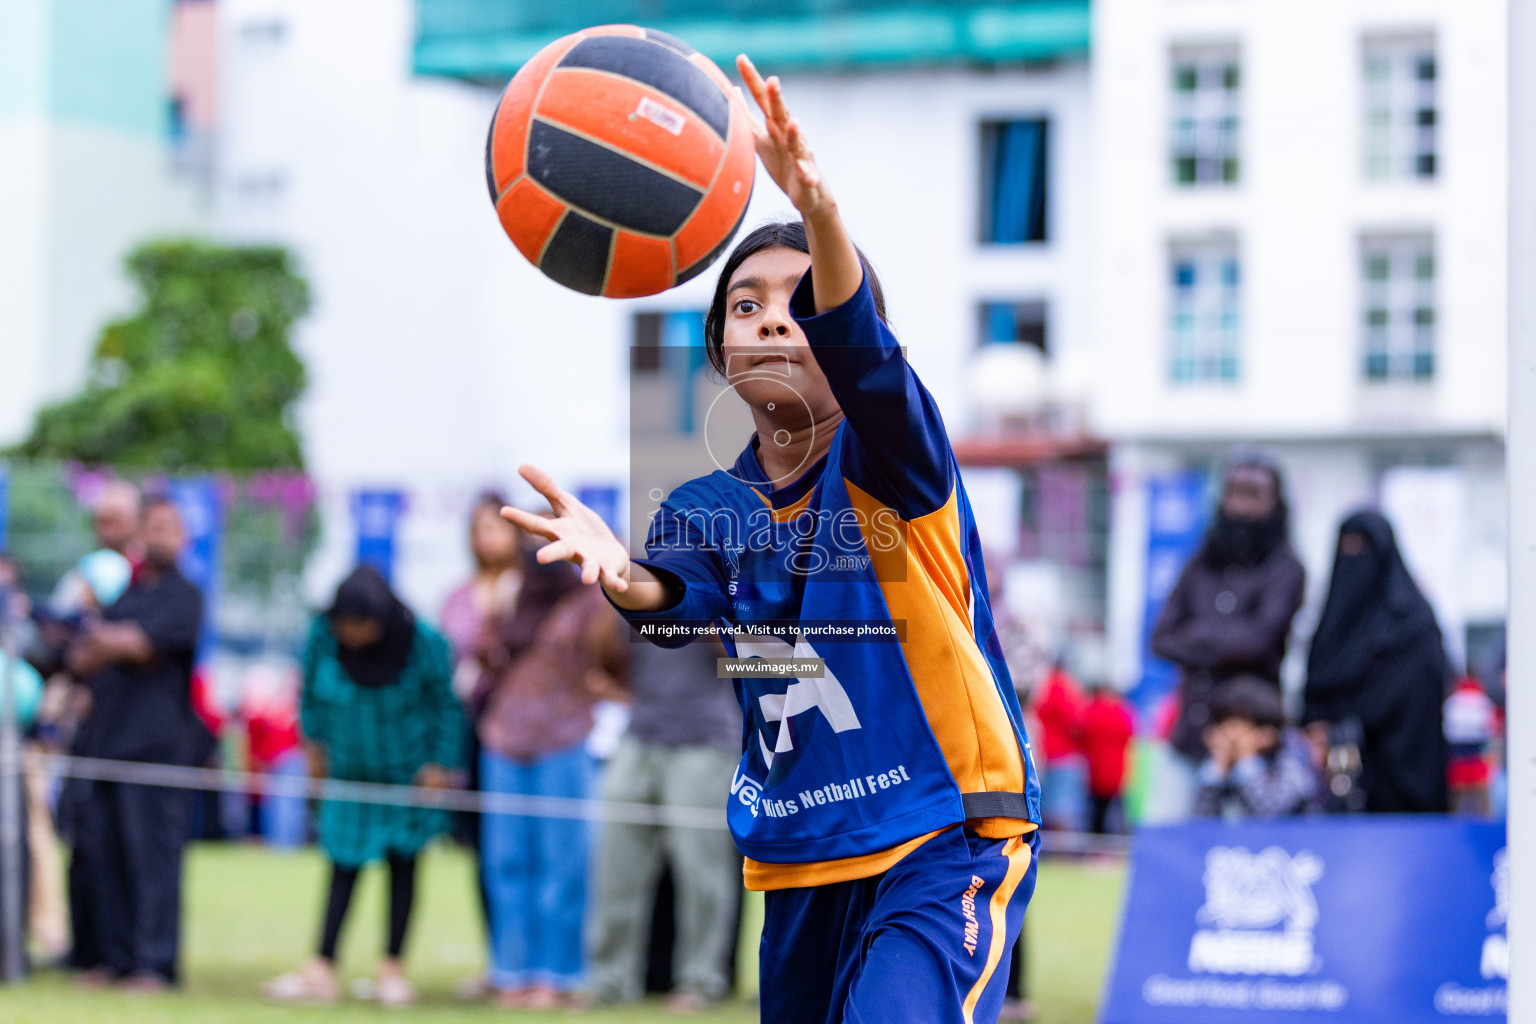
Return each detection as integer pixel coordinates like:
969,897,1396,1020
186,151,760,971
1169,241,1241,383
1170,48,1241,187
1361,236,1435,381
1364,38,1437,181
979,120,1049,244
977,301,1048,354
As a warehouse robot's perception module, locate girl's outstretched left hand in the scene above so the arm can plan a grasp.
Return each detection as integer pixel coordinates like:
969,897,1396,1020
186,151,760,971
736,54,835,218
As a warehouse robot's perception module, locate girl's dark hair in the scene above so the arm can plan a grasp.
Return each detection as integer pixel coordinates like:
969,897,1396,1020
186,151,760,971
703,221,888,376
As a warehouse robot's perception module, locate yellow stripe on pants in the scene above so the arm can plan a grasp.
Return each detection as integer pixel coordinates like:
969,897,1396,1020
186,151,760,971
961,834,1033,1024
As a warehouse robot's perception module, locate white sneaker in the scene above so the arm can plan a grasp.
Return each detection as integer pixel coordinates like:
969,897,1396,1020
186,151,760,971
262,965,339,1004
378,974,417,1008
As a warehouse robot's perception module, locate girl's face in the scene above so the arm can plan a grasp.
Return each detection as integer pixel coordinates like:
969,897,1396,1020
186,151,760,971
470,504,519,569
718,247,840,425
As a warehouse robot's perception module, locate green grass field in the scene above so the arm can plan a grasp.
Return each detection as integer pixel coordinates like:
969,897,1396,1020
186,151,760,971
4,842,1124,1023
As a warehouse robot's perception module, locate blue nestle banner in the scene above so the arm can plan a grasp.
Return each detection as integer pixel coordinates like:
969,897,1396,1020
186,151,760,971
169,477,223,660
351,489,406,584
575,484,622,539
1131,471,1209,718
1102,819,1507,1023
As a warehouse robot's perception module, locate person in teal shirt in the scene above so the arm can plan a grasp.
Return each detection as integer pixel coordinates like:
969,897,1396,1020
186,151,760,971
0,652,43,729
265,566,462,1007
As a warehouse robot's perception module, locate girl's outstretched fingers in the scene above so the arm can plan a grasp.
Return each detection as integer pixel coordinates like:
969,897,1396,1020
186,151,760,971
517,463,572,511
737,54,768,109
501,504,555,538
534,537,577,564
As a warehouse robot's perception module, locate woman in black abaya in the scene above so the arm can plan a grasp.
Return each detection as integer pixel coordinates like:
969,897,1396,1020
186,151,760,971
1303,511,1450,813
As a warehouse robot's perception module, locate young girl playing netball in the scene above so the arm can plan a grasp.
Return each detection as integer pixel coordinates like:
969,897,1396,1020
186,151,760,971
504,55,1041,1024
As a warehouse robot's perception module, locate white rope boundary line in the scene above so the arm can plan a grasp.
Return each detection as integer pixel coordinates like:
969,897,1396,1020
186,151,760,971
41,754,727,830
32,753,1131,855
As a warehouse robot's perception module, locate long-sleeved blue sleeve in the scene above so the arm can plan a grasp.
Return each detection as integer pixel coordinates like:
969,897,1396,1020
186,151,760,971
789,271,954,518
607,495,734,648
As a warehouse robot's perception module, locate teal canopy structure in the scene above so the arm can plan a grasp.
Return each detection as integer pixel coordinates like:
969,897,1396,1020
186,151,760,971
414,0,1090,81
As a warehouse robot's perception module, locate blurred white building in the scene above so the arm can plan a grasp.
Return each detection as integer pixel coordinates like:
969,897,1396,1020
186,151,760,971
215,0,1101,624
1092,0,1509,691
4,0,1508,690
0,0,214,445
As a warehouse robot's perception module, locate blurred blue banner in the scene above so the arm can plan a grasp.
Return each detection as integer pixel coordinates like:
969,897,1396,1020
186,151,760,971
1131,471,1209,719
169,477,224,660
352,489,406,584
1103,819,1507,1023
575,484,621,539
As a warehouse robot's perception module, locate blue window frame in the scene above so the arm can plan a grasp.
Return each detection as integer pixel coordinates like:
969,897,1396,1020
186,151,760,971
977,300,1048,353
979,120,1049,244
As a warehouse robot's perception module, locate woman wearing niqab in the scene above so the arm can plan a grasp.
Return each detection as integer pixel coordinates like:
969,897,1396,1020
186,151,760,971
1303,511,1450,813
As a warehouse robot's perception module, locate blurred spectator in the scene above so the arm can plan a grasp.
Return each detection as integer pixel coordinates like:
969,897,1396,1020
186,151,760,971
1307,717,1368,814
588,634,741,1010
476,563,624,1010
0,553,25,605
0,645,44,977
985,553,1045,698
264,566,462,1007
185,667,228,841
1148,455,1305,822
90,482,145,566
0,554,41,666
1031,658,1087,832
1303,511,1450,814
66,496,202,989
1443,673,1498,818
43,482,141,640
241,664,305,847
1193,676,1317,820
441,493,524,700
1,645,45,732
439,491,522,989
48,550,132,625
1080,685,1136,835
33,483,138,690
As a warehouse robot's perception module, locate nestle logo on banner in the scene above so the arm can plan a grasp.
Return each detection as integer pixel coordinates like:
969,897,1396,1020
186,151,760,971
1188,847,1322,977
1433,847,1509,1016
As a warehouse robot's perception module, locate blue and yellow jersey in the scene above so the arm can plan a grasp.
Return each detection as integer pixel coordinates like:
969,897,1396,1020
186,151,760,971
618,271,1041,891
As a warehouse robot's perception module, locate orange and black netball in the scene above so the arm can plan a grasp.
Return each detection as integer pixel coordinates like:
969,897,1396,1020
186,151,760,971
486,26,756,298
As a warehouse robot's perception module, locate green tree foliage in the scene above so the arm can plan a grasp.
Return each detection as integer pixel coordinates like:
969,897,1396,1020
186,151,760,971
15,240,311,471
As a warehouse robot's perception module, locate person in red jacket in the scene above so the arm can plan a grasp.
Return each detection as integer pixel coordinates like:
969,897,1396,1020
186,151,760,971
1080,685,1136,834
1443,674,1498,818
243,664,306,847
1031,659,1087,831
